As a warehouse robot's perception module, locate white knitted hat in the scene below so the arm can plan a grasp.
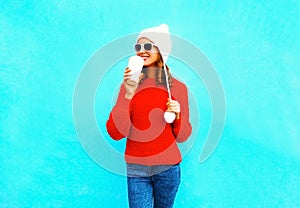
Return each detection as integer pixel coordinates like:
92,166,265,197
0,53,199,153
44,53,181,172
137,24,172,64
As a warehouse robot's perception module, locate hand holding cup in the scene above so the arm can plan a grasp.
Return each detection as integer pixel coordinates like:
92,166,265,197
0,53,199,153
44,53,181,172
123,56,144,99
164,99,180,123
126,56,144,86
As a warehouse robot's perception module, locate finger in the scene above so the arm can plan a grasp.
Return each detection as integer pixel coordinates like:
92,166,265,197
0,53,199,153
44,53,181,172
124,78,131,83
166,99,177,104
169,108,180,113
170,105,180,110
124,70,132,75
124,72,131,76
124,73,131,77
168,101,177,105
168,100,178,104
170,106,179,110
138,73,144,81
124,74,131,79
125,68,131,71
169,103,180,107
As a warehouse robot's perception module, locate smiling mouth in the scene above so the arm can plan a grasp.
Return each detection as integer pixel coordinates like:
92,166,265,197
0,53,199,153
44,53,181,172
139,55,149,61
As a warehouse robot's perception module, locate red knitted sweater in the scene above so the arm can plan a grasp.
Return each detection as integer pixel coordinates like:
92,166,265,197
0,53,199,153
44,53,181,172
106,77,192,165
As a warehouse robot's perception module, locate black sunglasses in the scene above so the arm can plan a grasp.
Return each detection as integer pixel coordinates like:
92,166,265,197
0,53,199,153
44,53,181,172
134,43,156,52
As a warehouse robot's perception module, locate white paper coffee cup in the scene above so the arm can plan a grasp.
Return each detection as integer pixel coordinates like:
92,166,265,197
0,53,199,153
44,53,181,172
127,56,144,86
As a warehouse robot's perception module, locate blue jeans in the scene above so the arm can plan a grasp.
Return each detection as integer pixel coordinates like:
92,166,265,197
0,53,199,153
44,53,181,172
127,164,181,208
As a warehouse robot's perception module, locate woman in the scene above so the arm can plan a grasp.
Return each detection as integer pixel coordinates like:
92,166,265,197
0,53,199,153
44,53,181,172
106,24,192,208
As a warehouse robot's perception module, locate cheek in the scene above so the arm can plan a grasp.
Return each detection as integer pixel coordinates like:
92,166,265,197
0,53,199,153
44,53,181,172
143,53,159,66
147,54,157,62
151,53,159,62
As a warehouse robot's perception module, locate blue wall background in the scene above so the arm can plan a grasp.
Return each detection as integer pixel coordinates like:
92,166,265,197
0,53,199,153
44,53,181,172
1,1,300,207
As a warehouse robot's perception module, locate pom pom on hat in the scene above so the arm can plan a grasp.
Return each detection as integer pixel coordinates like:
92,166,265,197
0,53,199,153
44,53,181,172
137,24,171,64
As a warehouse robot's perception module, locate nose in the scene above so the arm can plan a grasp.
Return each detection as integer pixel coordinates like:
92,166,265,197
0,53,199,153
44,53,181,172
140,47,146,53
137,50,146,55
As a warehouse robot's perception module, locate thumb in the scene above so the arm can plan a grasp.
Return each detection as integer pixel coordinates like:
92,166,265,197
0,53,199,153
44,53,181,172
138,73,144,81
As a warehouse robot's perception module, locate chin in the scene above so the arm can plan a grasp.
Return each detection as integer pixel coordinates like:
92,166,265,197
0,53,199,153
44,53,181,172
144,63,156,68
143,61,151,66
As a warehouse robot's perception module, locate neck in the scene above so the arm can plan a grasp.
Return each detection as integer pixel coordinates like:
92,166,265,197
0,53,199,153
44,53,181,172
145,67,156,79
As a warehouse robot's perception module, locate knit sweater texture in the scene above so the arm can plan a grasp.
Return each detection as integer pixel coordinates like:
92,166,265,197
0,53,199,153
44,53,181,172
106,77,192,165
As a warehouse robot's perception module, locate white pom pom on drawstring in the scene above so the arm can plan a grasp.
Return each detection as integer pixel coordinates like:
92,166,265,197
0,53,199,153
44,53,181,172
164,111,176,123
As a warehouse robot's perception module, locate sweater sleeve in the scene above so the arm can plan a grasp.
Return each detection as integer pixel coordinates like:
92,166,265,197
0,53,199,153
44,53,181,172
106,85,132,140
172,84,192,143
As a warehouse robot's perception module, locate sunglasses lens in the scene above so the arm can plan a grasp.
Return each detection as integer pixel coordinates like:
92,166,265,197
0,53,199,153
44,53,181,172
144,43,152,51
134,44,141,51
